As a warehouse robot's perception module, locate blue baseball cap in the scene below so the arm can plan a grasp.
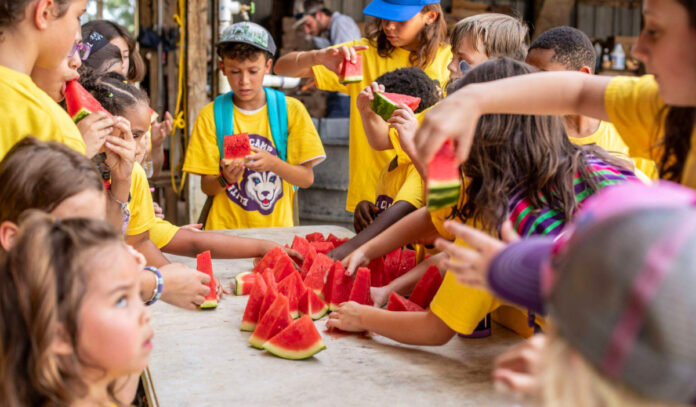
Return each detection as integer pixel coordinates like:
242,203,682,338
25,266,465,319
363,0,440,22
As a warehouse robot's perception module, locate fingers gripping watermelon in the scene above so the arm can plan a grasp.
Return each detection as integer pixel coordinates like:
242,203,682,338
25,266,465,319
223,133,251,165
427,140,462,211
370,92,421,122
64,80,113,123
263,315,326,360
339,53,363,84
249,294,293,349
196,250,218,309
241,276,268,331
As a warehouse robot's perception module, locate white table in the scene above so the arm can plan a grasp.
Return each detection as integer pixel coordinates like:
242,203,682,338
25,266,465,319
143,226,523,406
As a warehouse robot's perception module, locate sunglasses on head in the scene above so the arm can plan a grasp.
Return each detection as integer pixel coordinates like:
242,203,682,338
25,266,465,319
68,42,92,61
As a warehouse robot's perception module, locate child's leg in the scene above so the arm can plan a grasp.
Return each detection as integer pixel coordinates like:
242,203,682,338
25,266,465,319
161,229,278,259
371,252,445,307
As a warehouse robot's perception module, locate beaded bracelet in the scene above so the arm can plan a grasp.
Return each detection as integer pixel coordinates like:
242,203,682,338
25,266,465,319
108,189,131,235
144,266,163,306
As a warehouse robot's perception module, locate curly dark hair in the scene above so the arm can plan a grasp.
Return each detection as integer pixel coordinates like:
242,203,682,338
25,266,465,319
218,42,271,61
0,0,71,40
374,67,441,113
529,26,596,72
79,70,149,116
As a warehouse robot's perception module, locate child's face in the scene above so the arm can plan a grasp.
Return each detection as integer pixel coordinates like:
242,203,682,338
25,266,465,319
31,53,81,103
525,48,569,73
122,101,153,164
50,189,106,220
110,36,130,78
78,243,153,379
632,0,696,106
219,54,273,105
381,9,437,51
447,34,489,81
35,0,88,70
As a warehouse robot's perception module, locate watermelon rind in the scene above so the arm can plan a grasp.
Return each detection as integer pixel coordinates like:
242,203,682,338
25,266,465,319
200,299,218,309
235,271,255,296
427,182,461,211
240,321,257,332
370,92,398,122
71,108,91,124
308,304,329,320
340,75,363,84
263,340,326,360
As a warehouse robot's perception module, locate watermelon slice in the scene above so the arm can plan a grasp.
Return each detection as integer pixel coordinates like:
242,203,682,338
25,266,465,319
408,265,443,309
348,267,373,306
196,250,218,309
258,269,278,320
370,91,421,122
64,80,113,123
248,294,293,349
263,315,326,360
326,234,346,247
326,262,353,311
253,246,285,273
427,140,461,211
398,248,417,278
300,245,317,279
223,133,250,165
278,271,306,319
386,292,425,312
309,241,334,255
305,232,325,242
234,271,257,296
339,53,363,84
298,289,329,320
240,276,268,331
272,255,296,282
368,257,387,287
291,235,312,261
304,253,334,295
384,248,402,283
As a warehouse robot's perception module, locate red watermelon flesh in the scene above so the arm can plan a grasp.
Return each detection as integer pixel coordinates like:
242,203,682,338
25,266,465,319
310,241,334,255
263,315,326,360
64,80,113,123
327,262,353,311
349,267,373,306
304,253,333,295
223,133,250,164
240,276,268,331
339,53,363,84
368,257,387,287
196,250,218,309
259,269,278,319
272,255,296,282
427,140,462,211
370,91,421,122
305,232,325,243
384,248,402,283
300,245,317,279
234,271,257,296
253,246,285,273
249,294,293,349
298,289,329,320
291,235,312,260
278,271,306,319
327,233,345,247
398,249,417,278
386,292,425,312
408,265,442,309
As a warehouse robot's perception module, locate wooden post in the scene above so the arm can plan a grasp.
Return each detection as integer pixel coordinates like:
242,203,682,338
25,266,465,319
533,0,576,40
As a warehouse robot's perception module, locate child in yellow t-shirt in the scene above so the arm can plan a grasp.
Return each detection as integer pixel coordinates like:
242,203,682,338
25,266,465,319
184,22,325,230
0,0,88,159
274,1,452,212
525,26,658,179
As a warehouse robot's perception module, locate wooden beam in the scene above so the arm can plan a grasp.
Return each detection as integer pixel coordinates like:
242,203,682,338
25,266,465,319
533,0,576,40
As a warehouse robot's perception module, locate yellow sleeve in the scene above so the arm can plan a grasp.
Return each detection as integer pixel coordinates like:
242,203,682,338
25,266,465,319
393,164,424,208
310,39,363,93
182,103,220,175
149,218,180,249
604,75,664,160
286,97,326,166
126,163,156,236
429,271,502,334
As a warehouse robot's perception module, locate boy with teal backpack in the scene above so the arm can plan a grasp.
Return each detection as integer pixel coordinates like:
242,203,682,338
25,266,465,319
184,22,326,229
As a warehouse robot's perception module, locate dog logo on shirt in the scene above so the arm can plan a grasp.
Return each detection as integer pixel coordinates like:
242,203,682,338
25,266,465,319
224,134,284,215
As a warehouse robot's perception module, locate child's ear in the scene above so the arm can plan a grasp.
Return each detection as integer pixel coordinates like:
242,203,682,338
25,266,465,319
218,59,226,75
33,0,55,30
0,221,18,251
423,9,438,25
578,66,593,75
265,58,273,75
52,323,74,356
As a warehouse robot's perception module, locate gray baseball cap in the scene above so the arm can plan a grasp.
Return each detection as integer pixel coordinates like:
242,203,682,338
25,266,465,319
217,22,276,56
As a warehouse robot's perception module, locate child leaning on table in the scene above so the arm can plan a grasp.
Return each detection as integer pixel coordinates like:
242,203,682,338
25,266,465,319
0,211,153,407
183,22,325,230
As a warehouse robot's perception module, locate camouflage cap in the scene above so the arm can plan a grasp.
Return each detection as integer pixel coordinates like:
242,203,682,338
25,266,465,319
217,22,276,56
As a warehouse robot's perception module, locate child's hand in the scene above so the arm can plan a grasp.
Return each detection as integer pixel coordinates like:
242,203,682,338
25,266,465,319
357,82,385,113
434,220,519,289
314,45,369,76
151,111,173,148
159,263,212,310
342,248,370,276
354,200,379,233
282,247,304,266
388,104,419,159
220,159,245,185
153,202,165,219
492,333,547,398
370,286,391,308
245,146,280,173
105,117,136,183
326,301,367,332
77,111,114,158
181,223,203,231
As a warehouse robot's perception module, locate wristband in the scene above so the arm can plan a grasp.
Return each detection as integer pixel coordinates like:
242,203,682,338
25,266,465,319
144,266,163,306
108,188,131,235
218,171,233,188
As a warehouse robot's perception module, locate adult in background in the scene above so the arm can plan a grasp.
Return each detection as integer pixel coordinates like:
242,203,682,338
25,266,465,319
296,0,361,117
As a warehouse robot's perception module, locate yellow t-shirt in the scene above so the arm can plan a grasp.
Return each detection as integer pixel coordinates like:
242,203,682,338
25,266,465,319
126,163,157,236
0,65,86,159
149,218,180,249
374,155,424,212
183,97,326,229
312,38,452,212
605,75,696,187
569,120,658,180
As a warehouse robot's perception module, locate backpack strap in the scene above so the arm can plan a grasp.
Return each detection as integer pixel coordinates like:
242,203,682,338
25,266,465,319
264,88,289,162
213,91,235,161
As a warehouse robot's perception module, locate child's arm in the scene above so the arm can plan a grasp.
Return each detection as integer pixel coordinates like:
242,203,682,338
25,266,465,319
326,303,455,346
371,252,445,307
245,147,316,189
415,71,611,165
104,118,135,233
388,106,427,178
162,228,288,259
126,232,170,267
274,45,368,78
329,201,417,260
357,83,394,151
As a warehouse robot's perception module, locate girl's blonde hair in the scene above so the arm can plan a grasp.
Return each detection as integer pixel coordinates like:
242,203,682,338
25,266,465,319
450,13,529,61
543,330,682,407
0,211,122,407
365,4,448,69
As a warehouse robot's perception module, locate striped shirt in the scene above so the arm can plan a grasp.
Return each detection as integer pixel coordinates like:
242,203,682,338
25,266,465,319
510,154,640,237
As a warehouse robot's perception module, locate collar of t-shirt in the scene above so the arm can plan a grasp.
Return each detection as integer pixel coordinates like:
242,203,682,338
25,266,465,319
234,104,264,115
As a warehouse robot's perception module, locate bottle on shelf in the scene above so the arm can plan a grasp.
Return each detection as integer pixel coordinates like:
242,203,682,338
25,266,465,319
611,43,626,70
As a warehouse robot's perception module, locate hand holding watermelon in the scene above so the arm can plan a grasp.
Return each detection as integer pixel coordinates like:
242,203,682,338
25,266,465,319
387,105,418,157
356,82,385,114
76,111,114,158
104,117,136,183
314,45,368,77
325,301,368,333
342,248,370,277
245,146,280,173
220,158,245,186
